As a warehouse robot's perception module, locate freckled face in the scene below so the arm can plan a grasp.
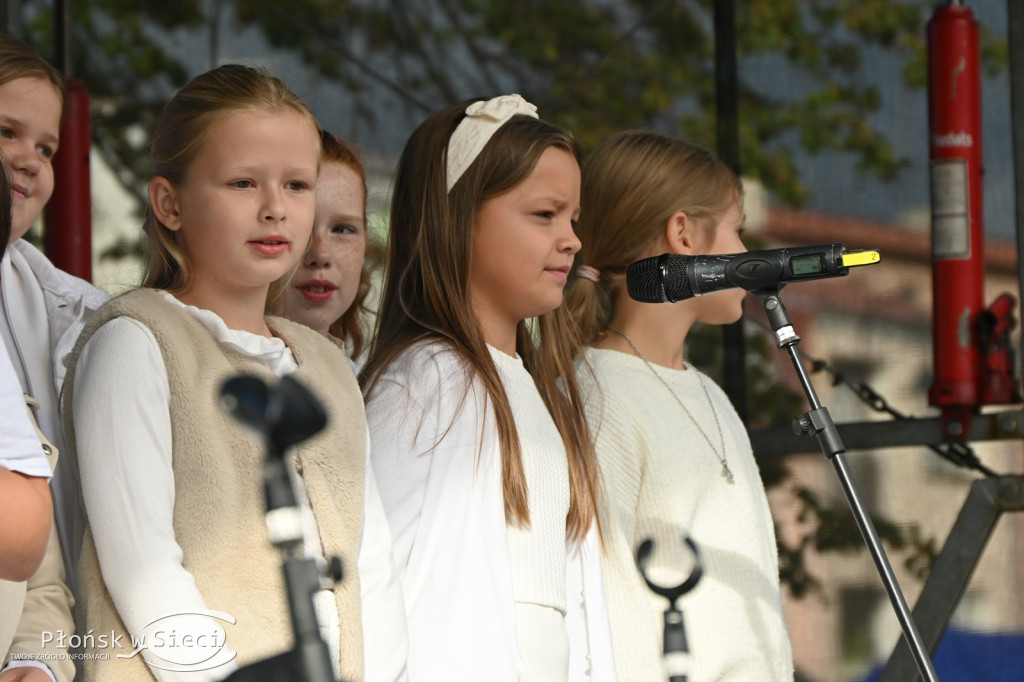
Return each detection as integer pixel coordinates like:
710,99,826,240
284,161,367,336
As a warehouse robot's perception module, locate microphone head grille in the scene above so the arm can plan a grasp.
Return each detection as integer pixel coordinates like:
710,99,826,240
626,254,694,303
626,256,669,303
663,255,693,301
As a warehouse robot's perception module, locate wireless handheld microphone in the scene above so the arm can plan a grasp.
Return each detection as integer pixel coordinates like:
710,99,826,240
626,243,880,303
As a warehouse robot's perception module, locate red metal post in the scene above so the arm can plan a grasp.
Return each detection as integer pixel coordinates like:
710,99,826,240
43,76,92,282
926,2,985,438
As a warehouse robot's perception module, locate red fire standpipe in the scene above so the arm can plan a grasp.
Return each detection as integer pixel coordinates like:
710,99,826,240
926,1,985,439
43,77,92,282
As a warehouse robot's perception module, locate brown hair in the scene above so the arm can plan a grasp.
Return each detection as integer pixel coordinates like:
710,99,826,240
320,130,371,359
0,35,67,122
566,130,742,350
141,64,321,294
360,100,600,541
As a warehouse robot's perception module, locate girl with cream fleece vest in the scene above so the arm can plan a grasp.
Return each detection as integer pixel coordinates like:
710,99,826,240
565,131,794,681
63,65,405,682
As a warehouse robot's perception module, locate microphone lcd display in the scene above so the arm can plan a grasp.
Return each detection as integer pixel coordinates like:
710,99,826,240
789,253,827,277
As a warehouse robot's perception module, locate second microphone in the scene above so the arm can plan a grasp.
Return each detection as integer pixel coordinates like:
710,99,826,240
626,243,862,303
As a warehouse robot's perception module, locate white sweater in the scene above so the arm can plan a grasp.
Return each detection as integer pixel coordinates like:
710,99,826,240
491,347,571,612
578,348,794,682
365,340,614,682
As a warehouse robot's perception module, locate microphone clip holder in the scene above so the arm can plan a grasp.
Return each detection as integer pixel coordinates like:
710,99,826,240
752,288,940,682
220,374,342,682
636,536,703,682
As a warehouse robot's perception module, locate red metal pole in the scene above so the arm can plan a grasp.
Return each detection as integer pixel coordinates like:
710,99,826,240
43,76,92,282
927,2,985,438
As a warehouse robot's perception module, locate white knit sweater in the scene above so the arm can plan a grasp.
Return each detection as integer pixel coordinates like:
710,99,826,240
366,340,614,681
578,348,793,682
490,346,571,612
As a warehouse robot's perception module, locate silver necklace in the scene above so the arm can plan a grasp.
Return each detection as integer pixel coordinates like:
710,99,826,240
606,326,735,484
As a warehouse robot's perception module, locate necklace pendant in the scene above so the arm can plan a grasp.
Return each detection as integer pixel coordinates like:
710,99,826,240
606,325,736,487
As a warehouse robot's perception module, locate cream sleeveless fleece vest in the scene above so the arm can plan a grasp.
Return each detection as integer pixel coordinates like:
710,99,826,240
62,288,366,680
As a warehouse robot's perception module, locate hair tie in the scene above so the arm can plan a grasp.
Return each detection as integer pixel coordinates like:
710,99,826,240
446,94,538,192
330,133,354,154
321,128,355,154
576,265,601,283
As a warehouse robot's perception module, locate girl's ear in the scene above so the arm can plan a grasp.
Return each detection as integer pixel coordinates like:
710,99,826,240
664,210,699,256
149,177,182,232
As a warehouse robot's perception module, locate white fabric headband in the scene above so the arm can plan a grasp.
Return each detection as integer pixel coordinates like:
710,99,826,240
446,94,539,192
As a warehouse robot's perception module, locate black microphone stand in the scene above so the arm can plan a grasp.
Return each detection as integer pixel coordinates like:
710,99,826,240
635,536,704,682
220,375,341,682
753,288,939,682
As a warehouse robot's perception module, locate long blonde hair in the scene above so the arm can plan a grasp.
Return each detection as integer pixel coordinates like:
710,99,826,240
141,64,321,294
566,130,742,351
361,100,599,541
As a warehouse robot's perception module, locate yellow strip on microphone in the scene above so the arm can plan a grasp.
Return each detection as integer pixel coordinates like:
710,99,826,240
841,249,881,267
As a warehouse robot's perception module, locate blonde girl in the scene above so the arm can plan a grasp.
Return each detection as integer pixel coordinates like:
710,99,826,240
63,65,378,681
361,95,612,681
566,130,794,681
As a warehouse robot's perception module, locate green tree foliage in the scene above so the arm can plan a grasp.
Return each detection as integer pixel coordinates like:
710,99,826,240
19,0,1006,213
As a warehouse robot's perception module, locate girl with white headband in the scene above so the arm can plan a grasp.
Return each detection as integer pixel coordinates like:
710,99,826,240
361,95,614,681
